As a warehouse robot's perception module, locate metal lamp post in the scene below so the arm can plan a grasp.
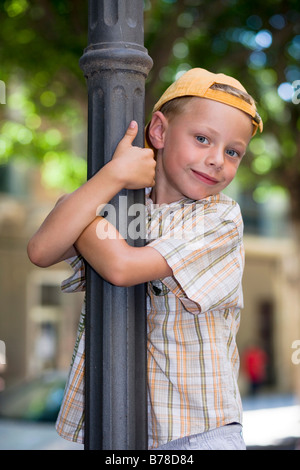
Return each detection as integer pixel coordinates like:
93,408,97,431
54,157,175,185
79,1,152,450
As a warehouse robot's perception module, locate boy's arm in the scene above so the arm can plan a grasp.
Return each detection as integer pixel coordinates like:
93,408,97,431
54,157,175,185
27,122,155,268
75,217,172,287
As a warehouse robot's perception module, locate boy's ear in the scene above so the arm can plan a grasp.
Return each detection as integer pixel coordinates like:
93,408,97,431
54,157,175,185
147,111,168,149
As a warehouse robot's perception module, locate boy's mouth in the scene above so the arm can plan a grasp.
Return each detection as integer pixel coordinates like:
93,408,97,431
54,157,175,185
191,170,220,185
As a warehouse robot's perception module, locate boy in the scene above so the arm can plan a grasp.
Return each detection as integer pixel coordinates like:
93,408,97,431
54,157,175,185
28,68,263,450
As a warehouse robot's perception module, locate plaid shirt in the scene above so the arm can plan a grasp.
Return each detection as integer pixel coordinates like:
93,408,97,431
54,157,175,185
56,193,244,448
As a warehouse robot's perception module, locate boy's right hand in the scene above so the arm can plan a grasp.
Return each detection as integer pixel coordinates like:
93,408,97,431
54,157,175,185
110,121,156,190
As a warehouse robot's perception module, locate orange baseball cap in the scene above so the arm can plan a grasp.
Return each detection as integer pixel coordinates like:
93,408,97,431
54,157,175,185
147,68,263,143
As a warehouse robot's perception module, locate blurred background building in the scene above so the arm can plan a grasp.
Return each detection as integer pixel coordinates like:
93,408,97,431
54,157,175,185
0,168,84,385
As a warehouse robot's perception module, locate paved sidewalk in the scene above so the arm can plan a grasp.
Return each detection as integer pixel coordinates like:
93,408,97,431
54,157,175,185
242,394,300,449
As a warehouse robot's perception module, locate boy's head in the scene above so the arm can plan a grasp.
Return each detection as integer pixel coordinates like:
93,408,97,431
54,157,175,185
146,68,263,204
146,68,262,148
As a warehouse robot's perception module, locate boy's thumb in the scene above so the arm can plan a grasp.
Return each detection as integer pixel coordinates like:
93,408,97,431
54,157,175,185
122,120,138,146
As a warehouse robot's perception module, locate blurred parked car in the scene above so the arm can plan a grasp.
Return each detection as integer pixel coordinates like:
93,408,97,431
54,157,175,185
0,371,83,450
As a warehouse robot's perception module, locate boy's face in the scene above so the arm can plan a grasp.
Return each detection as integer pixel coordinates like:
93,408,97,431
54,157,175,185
150,97,253,204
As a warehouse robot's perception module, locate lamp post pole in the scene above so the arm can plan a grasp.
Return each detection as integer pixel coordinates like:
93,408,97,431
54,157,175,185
79,1,152,450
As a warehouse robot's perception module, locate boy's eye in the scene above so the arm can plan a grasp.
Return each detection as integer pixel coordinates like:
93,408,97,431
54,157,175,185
196,136,209,144
226,149,240,158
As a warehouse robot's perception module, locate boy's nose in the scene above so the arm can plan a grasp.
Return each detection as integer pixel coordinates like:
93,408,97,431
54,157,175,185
206,147,224,169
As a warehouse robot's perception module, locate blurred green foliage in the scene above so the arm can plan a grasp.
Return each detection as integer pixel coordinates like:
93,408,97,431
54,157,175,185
0,0,300,219
0,0,88,191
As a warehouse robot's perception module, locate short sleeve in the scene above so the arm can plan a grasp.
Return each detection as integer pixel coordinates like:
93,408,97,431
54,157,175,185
61,255,86,293
148,205,244,313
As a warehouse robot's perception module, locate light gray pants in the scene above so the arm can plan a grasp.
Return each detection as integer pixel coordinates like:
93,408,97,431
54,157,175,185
155,424,246,450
